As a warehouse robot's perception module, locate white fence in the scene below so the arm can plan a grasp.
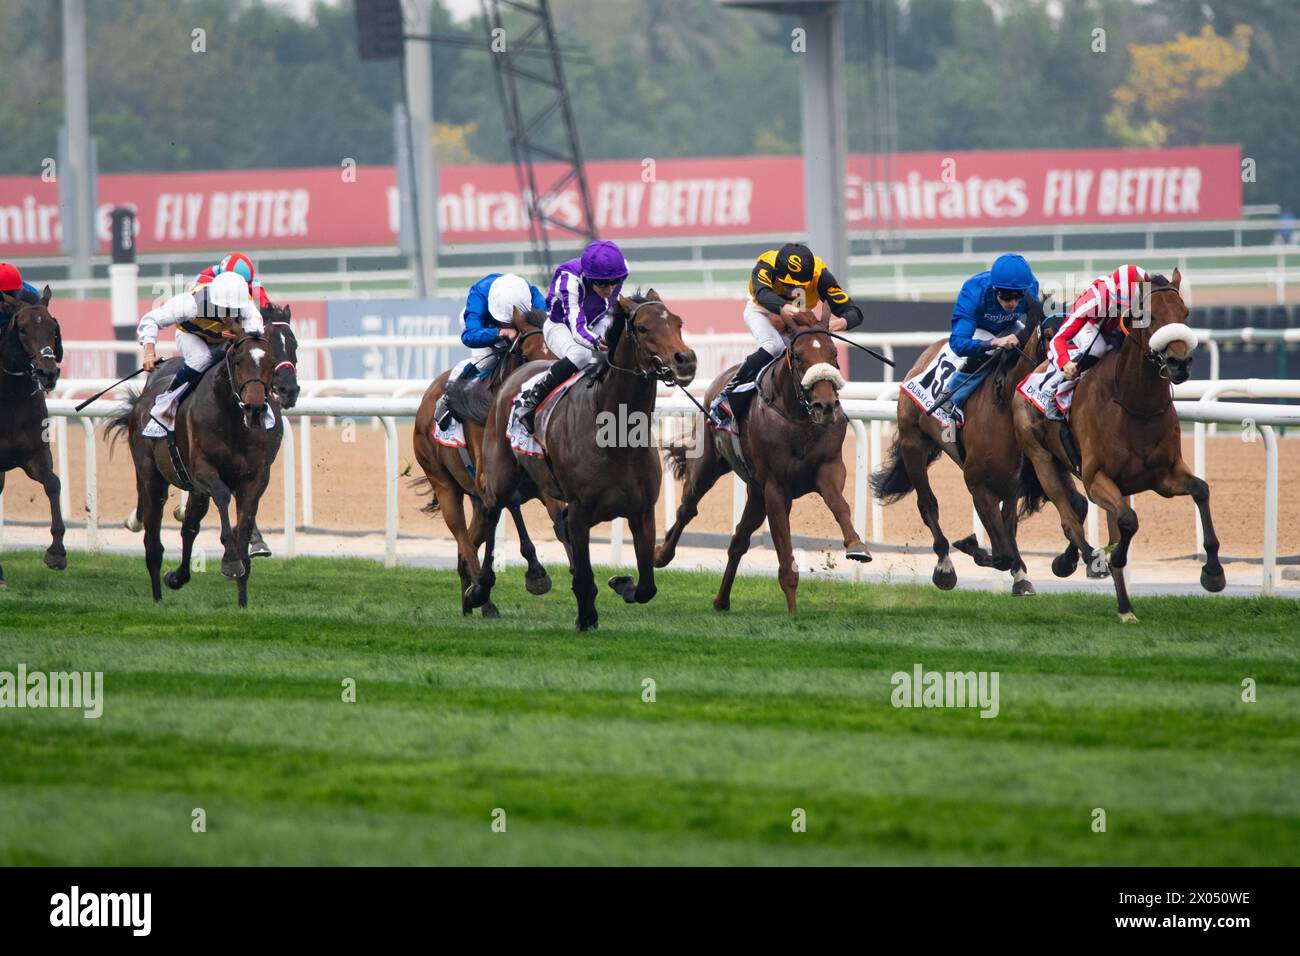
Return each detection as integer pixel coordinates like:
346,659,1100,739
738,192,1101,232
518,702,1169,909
7,393,1296,597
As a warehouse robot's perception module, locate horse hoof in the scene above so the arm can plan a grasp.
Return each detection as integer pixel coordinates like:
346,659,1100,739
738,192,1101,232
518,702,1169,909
124,516,143,533
1118,611,1139,623
1086,554,1110,579
576,616,599,632
1012,579,1036,596
248,542,272,559
1051,554,1078,578
1201,567,1226,593
653,547,673,569
482,603,500,619
845,545,872,563
164,571,188,591
608,575,635,601
173,504,185,522
931,566,958,590
525,570,552,596
463,584,489,609
712,597,730,612
43,551,67,571
221,558,246,579
952,534,978,556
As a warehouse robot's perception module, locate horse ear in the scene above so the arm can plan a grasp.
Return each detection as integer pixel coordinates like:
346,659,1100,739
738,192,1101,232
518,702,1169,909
616,295,635,315
281,303,291,320
41,285,52,307
645,288,661,302
1170,268,1181,290
0,291,16,312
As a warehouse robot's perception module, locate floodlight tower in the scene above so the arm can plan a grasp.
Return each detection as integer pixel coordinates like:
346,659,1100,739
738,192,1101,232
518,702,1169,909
717,0,849,277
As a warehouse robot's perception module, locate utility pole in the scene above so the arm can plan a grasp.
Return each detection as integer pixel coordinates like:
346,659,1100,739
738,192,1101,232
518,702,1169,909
403,0,438,298
62,0,94,290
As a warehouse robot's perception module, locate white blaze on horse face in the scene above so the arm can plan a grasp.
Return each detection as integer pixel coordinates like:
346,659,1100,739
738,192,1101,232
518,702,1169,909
249,348,266,364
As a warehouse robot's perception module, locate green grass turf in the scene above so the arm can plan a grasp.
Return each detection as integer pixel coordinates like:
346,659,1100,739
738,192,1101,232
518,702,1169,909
0,549,1297,866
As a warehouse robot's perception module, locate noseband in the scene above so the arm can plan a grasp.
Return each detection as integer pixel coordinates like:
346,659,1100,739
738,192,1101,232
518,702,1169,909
761,327,840,422
1,304,59,392
606,301,679,384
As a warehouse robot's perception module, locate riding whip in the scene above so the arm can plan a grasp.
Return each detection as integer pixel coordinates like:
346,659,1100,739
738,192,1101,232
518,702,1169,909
74,367,147,412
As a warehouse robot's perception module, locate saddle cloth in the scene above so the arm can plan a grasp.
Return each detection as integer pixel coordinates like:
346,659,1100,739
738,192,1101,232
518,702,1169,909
706,355,777,438
1017,365,1070,418
506,367,585,458
901,342,964,431
433,358,473,448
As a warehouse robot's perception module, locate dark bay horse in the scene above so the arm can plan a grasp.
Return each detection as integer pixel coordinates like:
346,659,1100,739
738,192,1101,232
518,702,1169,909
1012,269,1221,620
0,286,64,586
472,291,697,631
412,305,564,616
108,332,281,607
655,309,867,613
870,315,1078,596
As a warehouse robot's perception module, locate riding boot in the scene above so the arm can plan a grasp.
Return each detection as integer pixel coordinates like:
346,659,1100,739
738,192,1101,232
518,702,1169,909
711,347,772,426
435,362,479,429
519,357,579,435
143,364,203,438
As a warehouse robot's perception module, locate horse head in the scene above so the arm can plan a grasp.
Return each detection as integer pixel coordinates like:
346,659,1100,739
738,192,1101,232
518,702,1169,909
513,305,553,363
781,310,845,426
1,285,61,392
1130,269,1196,385
225,332,277,428
611,290,696,386
262,302,300,408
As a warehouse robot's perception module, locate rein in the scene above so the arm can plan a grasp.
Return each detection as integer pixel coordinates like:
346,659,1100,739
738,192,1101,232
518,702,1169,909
1110,288,1181,419
760,327,838,423
1,305,58,389
223,335,273,412
604,300,680,385
269,320,296,375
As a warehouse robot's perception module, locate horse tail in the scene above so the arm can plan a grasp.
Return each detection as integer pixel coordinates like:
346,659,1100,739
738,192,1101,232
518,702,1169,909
663,442,691,483
103,389,140,452
1016,458,1050,518
870,433,936,505
409,475,440,516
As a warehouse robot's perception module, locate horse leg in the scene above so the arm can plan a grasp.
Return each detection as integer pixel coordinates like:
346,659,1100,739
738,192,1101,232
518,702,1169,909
763,482,800,614
136,467,169,602
0,472,5,586
1000,497,1034,596
164,492,211,591
231,477,269,609
1024,446,1098,578
902,438,956,590
565,505,599,631
655,438,729,568
22,456,66,570
1154,463,1226,593
609,508,657,604
1101,509,1137,623
466,499,501,619
508,492,552,596
815,460,870,561
439,485,484,616
713,487,767,612
970,485,1014,572
194,471,243,581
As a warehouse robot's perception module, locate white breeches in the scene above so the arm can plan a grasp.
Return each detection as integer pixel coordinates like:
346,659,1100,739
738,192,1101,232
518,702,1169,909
543,316,610,368
743,300,787,358
175,328,219,371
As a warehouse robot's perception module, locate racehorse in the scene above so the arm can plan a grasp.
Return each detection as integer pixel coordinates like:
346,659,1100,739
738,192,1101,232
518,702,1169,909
1012,269,1221,620
411,305,565,616
0,286,64,586
108,332,281,607
470,290,697,631
870,312,1080,595
654,309,868,613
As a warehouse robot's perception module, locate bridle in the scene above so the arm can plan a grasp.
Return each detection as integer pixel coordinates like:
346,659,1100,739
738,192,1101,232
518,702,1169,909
761,326,840,422
1112,286,1184,418
488,325,543,387
1,304,59,392
223,334,274,412
269,320,297,378
605,300,679,384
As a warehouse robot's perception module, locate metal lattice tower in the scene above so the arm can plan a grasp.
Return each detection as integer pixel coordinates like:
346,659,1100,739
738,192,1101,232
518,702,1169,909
481,0,597,280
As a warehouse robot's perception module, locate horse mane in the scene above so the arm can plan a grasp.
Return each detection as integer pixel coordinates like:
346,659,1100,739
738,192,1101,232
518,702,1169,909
1148,273,1171,289
521,306,546,329
786,309,821,330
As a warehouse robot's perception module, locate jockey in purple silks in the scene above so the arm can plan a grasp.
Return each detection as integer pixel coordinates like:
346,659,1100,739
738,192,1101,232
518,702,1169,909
518,239,629,434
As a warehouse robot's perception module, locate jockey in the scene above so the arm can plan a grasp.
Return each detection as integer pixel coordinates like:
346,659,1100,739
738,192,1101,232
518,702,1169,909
935,253,1041,419
518,239,629,434
0,262,42,333
193,252,272,310
435,272,546,428
1031,264,1151,420
137,271,264,438
710,242,864,427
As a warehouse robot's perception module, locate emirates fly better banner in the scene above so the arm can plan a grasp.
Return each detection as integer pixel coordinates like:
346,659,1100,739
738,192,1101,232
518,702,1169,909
0,146,1241,254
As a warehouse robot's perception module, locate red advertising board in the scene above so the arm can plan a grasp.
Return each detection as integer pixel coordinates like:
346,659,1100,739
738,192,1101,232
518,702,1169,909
0,146,1240,255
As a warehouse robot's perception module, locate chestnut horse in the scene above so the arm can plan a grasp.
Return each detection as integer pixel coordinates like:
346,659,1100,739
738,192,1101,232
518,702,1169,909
0,286,64,586
471,291,697,631
108,333,281,607
870,314,1081,595
1012,269,1222,620
655,309,868,613
412,305,564,616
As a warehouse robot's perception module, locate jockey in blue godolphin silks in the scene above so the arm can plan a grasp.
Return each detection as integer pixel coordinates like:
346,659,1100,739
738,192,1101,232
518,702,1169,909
517,239,629,434
435,272,547,427
934,253,1041,421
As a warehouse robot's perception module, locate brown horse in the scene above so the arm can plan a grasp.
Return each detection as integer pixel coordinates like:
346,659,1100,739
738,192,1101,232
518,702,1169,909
1012,269,1221,620
412,305,564,617
655,309,867,612
471,290,697,631
870,315,1081,596
0,286,64,586
108,333,281,607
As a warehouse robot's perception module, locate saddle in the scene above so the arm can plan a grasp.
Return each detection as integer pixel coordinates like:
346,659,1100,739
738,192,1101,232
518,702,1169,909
443,376,494,427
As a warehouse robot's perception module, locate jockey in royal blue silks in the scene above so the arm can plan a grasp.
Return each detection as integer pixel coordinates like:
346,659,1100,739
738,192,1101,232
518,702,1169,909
435,272,546,427
516,239,629,434
935,253,1041,419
